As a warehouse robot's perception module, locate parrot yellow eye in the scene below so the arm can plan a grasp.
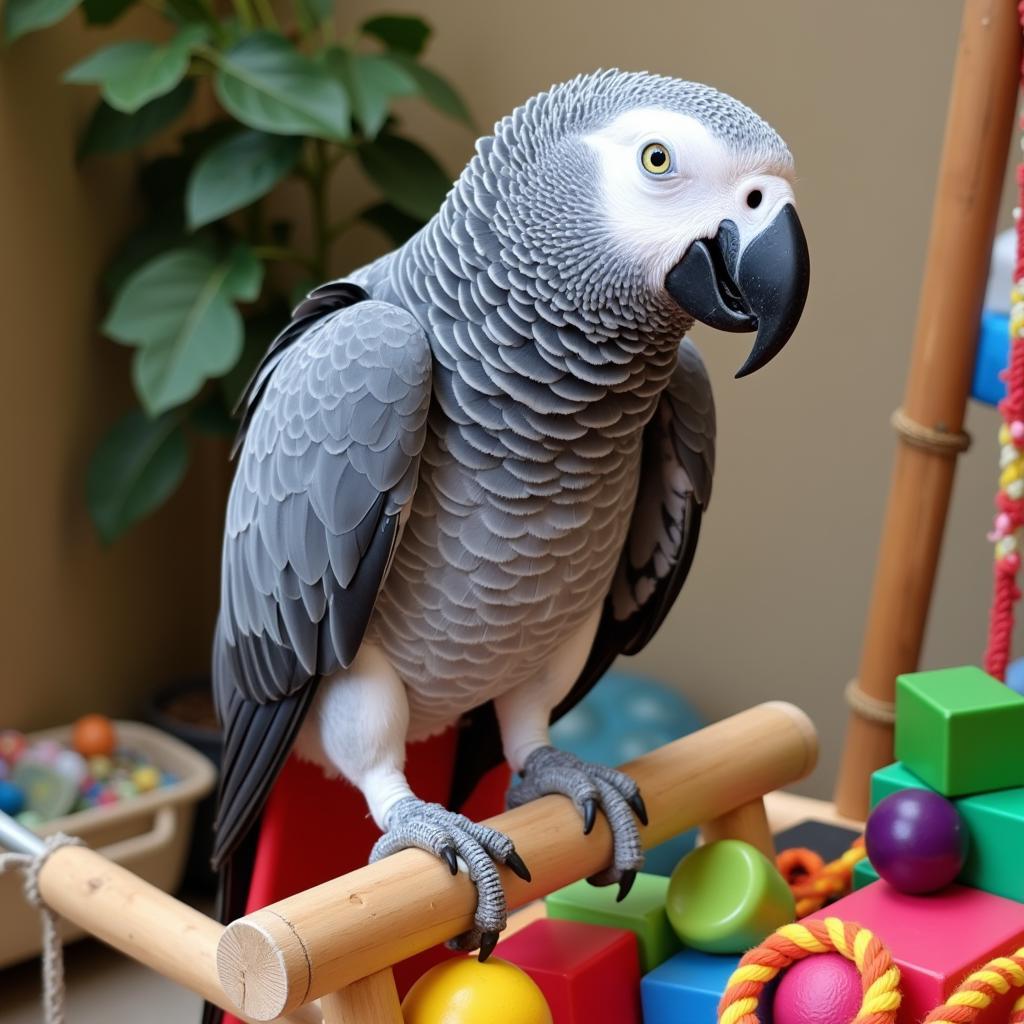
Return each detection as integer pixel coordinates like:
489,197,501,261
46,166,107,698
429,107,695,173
640,142,672,175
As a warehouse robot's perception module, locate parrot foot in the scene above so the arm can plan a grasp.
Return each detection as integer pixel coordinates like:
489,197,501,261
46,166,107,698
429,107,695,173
506,746,646,901
369,797,531,958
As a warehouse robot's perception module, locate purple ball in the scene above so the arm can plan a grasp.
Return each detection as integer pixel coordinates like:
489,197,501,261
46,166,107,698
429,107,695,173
865,789,969,894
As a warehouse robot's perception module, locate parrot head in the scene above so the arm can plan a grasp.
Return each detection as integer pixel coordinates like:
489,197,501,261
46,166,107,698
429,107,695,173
474,70,810,377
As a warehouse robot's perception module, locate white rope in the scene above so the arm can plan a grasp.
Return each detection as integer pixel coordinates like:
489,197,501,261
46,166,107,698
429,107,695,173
0,833,85,1024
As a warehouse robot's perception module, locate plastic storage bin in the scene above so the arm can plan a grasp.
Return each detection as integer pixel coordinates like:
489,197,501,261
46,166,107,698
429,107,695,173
0,719,216,967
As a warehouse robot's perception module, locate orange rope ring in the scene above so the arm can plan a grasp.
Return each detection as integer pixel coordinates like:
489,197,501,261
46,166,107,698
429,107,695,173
716,917,901,1024
924,946,1024,1023
776,837,867,916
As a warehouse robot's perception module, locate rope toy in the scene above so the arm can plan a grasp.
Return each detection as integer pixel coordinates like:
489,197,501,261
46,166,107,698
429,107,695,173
1,832,84,1024
716,917,901,1024
924,945,1024,1023
983,0,1024,680
776,837,867,917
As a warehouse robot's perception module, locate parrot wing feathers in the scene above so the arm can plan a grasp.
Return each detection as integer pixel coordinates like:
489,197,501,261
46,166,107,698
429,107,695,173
211,295,433,870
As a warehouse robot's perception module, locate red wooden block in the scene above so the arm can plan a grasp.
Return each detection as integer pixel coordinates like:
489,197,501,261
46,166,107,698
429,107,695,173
498,918,642,1024
807,882,1024,1024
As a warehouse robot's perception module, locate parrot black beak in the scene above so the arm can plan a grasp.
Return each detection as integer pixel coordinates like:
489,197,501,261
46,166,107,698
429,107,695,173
665,203,809,378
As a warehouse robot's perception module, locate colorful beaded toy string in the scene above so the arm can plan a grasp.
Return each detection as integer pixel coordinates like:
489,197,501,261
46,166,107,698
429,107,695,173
983,0,1024,681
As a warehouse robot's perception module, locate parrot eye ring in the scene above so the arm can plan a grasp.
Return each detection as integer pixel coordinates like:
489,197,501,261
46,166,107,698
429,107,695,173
640,142,672,176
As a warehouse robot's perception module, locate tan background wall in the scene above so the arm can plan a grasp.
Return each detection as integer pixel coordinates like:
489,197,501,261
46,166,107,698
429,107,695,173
0,0,1012,798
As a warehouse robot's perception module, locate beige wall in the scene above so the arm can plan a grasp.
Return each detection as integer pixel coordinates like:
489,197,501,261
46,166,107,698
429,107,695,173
2,0,1013,798
1,12,227,729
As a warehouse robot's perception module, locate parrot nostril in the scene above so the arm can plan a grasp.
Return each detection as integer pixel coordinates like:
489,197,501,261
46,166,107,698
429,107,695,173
746,189,763,210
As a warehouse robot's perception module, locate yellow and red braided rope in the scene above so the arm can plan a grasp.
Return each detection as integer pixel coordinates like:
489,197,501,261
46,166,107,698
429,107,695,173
717,918,901,1024
924,947,1024,1023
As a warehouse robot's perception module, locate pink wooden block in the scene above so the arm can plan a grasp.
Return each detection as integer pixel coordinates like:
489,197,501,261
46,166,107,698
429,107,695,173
807,882,1024,1024
498,917,641,1024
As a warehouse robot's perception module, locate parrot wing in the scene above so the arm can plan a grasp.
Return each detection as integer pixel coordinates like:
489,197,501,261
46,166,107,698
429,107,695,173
211,289,433,875
451,339,715,804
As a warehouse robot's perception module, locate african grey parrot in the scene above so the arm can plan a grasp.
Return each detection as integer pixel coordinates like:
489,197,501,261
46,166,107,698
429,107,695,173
210,67,809,967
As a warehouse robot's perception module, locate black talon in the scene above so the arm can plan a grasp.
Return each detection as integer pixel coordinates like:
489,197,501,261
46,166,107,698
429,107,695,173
628,792,649,827
506,850,532,883
478,930,499,962
582,798,597,836
616,870,637,902
440,846,459,876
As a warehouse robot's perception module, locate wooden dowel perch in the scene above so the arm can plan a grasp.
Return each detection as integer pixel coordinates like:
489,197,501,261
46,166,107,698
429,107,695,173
217,701,818,1020
833,0,1023,820
34,845,318,1024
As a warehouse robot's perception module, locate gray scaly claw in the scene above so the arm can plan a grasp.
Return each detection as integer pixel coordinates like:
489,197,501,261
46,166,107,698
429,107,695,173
370,797,528,953
507,746,645,892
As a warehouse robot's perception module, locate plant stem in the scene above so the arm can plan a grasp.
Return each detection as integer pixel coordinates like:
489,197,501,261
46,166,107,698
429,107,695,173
252,0,279,30
306,140,331,280
230,0,256,31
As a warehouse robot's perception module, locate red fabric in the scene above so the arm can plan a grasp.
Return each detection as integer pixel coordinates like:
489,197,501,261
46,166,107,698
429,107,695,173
222,729,510,1024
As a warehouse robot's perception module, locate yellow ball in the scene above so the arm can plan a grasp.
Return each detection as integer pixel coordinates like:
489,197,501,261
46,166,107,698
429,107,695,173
402,957,553,1024
132,765,161,792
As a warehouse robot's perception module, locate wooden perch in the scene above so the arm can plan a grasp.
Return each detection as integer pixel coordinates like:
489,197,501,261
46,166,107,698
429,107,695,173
216,701,818,1019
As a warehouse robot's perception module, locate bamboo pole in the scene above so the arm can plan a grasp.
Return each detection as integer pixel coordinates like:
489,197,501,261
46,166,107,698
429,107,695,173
833,0,1022,820
217,702,818,1020
32,842,318,1024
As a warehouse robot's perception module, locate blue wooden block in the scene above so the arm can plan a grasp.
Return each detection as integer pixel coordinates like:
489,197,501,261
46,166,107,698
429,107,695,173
641,948,770,1023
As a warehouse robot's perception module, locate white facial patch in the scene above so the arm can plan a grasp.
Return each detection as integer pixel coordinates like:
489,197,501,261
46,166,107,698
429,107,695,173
584,108,796,289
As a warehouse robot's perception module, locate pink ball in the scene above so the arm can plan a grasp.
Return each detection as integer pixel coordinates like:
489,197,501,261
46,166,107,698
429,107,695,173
773,954,862,1024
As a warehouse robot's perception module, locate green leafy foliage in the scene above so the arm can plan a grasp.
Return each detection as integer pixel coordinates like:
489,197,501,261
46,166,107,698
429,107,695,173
105,244,263,415
3,0,79,42
359,133,453,220
82,0,134,25
87,410,189,543
214,33,350,140
187,130,301,228
65,26,207,113
78,79,194,156
326,49,416,139
6,1,470,539
361,14,430,56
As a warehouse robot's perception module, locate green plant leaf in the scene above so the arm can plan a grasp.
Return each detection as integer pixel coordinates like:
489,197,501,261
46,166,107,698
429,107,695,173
361,14,429,56
358,133,450,221
3,0,79,43
214,33,349,141
78,79,194,157
189,391,237,435
65,26,207,113
361,201,422,246
325,49,416,139
87,409,189,543
301,0,333,24
186,130,300,229
393,56,471,126
104,243,264,415
82,0,134,25
221,302,285,410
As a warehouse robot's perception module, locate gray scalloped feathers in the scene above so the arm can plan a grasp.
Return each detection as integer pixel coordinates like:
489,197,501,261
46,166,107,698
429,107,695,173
211,69,747,913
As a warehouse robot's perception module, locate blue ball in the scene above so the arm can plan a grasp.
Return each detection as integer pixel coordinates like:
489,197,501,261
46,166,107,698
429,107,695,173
0,779,26,816
1006,658,1024,698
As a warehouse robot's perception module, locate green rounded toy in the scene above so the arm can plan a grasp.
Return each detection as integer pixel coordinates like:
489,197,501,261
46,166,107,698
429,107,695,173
665,839,795,953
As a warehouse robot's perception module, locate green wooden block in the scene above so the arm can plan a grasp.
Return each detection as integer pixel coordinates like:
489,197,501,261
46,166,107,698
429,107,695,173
546,872,681,972
853,857,878,890
895,666,1024,797
870,760,930,805
955,786,1024,903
